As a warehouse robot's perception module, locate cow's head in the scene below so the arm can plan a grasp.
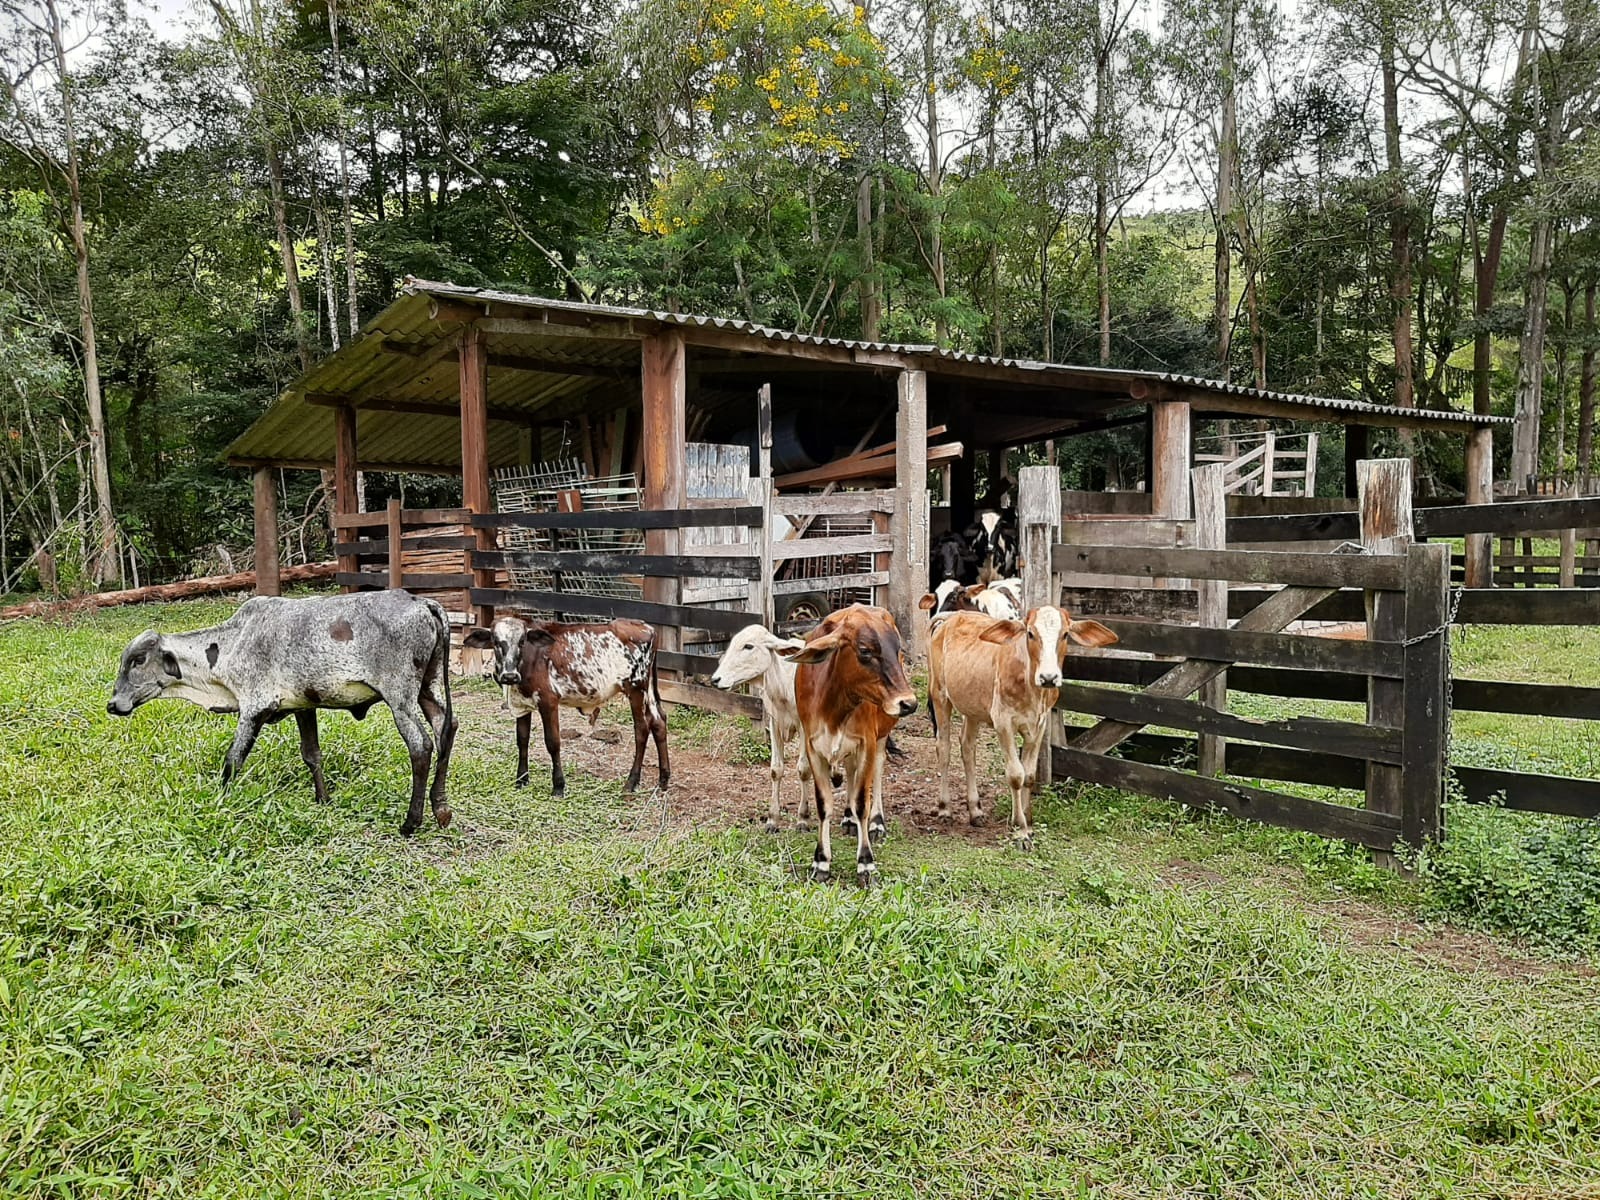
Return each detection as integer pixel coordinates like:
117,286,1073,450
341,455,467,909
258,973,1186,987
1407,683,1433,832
463,616,553,687
780,604,917,718
980,606,1119,688
931,532,971,586
107,630,181,716
918,579,980,622
712,624,802,690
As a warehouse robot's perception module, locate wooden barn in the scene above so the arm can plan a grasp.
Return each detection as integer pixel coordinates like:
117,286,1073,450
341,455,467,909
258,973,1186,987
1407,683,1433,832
226,278,1510,665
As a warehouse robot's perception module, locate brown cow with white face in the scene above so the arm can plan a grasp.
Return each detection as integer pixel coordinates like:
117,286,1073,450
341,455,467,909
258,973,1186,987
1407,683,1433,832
928,607,1117,849
463,615,669,797
779,604,918,886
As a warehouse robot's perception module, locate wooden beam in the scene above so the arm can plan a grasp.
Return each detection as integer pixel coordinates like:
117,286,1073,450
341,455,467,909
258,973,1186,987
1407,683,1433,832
894,369,929,658
460,326,493,626
307,392,536,426
1193,464,1227,776
378,341,628,380
230,456,465,477
773,440,962,489
333,404,358,591
253,467,280,597
1149,401,1192,519
1358,456,1412,871
642,331,687,666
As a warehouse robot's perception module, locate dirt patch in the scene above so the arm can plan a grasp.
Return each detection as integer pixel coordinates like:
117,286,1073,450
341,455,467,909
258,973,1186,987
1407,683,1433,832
452,686,1018,847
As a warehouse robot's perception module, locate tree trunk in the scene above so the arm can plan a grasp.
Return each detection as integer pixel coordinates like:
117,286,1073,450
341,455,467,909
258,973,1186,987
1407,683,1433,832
857,173,879,340
1214,0,1237,380
46,0,117,584
1579,280,1597,491
1380,18,1415,452
267,145,312,373
1512,216,1554,489
1095,23,1111,367
328,0,361,339
1554,276,1575,479
924,0,947,345
315,194,341,351
1096,180,1111,366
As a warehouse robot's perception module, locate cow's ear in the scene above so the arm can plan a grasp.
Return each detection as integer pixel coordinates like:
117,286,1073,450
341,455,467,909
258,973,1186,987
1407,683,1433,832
978,620,1025,644
1066,619,1118,648
462,628,494,649
161,649,182,679
918,593,937,611
523,623,555,645
778,629,843,664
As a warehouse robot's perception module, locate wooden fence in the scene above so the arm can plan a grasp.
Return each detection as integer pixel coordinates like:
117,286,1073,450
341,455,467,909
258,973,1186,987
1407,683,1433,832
1043,464,1600,838
333,503,477,630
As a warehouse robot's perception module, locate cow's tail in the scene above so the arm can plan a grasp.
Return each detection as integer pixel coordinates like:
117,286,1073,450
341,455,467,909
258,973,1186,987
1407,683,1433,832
424,597,454,729
646,630,665,726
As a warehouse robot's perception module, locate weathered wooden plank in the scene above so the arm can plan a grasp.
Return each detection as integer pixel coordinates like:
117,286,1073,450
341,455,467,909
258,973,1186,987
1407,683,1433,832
1055,683,1401,763
1359,458,1411,869
1455,766,1600,819
1060,586,1200,623
1058,518,1195,548
655,650,725,676
1052,543,1406,590
893,368,929,660
657,678,763,721
1463,427,1494,587
1108,733,1368,790
386,499,404,589
772,534,891,561
773,489,897,516
1100,620,1404,677
470,588,756,635
1455,589,1600,624
400,573,474,590
475,506,764,531
253,467,280,598
336,571,388,589
1193,464,1228,778
1052,747,1401,851
330,510,389,530
472,549,761,579
333,404,359,592
677,541,761,560
1416,495,1600,538
1401,544,1450,846
459,327,493,627
335,535,476,556
1020,465,1063,786
1223,510,1361,543
774,570,888,595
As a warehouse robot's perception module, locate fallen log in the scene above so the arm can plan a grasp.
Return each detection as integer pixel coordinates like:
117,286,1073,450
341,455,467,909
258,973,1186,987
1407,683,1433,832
0,562,337,623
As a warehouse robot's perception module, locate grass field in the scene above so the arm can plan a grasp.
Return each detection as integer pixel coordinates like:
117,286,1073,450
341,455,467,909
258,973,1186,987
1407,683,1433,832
3,599,1600,1198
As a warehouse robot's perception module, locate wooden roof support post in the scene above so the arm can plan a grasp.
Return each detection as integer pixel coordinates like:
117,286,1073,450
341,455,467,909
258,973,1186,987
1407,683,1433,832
1149,400,1193,519
253,466,281,597
642,331,687,666
894,369,929,660
1359,456,1413,872
1464,426,1494,588
460,325,494,627
1019,465,1062,786
333,404,358,592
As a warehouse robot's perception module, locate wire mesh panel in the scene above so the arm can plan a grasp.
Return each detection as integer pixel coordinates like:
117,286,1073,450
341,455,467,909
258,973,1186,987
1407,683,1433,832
492,460,643,618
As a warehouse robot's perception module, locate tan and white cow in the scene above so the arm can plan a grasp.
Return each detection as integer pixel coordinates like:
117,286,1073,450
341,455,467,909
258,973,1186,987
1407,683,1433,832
928,607,1117,849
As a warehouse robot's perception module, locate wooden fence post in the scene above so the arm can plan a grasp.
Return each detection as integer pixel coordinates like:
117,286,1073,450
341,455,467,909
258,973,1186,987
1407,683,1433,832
1464,426,1494,587
1359,457,1412,870
386,498,403,590
1193,464,1228,776
253,467,281,597
1019,465,1062,787
893,369,929,660
1401,542,1450,850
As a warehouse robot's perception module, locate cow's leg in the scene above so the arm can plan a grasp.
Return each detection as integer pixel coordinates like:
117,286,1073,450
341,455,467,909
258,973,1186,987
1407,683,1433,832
868,735,887,845
539,698,565,797
852,748,878,887
389,703,435,837
419,684,455,828
794,732,814,826
294,710,329,804
935,695,955,819
220,709,266,787
960,717,984,825
803,739,833,882
648,687,670,790
623,688,649,794
1001,720,1029,849
514,712,532,788
1013,714,1046,852
765,714,785,833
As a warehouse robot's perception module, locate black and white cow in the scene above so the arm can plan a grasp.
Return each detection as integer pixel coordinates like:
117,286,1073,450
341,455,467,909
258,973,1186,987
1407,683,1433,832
964,510,1019,583
107,590,457,835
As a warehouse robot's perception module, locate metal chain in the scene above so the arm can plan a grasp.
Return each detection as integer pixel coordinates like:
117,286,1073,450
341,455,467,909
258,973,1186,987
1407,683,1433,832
1395,585,1463,773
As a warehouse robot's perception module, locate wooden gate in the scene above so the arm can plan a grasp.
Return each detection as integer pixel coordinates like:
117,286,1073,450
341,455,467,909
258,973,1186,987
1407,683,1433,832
1020,463,1451,855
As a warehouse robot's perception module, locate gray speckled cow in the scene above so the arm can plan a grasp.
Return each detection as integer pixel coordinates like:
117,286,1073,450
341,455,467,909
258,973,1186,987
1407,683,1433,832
107,590,457,835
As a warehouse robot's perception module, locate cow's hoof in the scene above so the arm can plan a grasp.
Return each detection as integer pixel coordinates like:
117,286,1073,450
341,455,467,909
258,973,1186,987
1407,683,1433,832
398,821,419,838
856,868,878,889
868,822,886,846
552,784,566,799
657,773,671,791
621,779,640,797
1015,835,1034,852
764,819,781,834
809,865,831,884
515,778,528,790
969,812,986,827
840,816,858,834
796,819,814,832
435,806,453,829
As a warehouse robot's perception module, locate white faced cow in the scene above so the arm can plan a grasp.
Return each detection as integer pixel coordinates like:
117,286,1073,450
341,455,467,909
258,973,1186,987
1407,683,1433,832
107,590,457,835
928,607,1117,849
464,615,669,797
711,624,812,833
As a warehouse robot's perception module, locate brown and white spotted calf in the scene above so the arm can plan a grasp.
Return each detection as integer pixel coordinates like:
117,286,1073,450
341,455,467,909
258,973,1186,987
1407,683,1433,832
463,616,669,796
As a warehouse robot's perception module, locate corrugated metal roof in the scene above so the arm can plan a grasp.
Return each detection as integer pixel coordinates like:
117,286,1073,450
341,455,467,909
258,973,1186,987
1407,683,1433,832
226,278,1511,470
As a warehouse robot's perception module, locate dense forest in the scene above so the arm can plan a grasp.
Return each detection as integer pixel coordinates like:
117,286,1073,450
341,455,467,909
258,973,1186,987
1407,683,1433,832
1,0,1596,591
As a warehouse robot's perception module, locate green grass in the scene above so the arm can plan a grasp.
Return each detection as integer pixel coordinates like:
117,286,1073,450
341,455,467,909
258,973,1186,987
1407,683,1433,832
3,601,1600,1197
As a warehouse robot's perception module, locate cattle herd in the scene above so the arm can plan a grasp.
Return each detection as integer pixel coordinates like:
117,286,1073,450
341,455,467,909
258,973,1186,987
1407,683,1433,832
105,509,1116,885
